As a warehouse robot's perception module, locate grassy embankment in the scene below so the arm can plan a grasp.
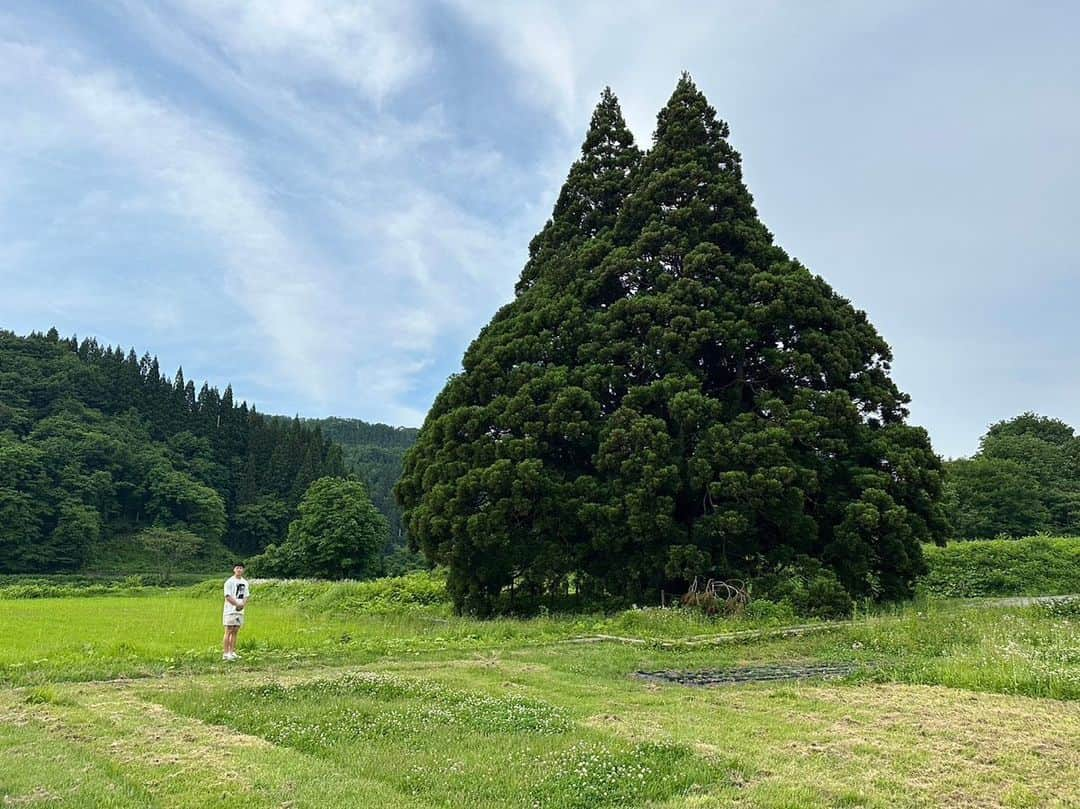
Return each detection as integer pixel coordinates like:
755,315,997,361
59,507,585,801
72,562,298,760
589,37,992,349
920,535,1080,597
1,536,1077,807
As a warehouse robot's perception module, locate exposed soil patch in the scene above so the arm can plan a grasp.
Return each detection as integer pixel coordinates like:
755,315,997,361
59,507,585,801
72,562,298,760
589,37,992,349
634,662,860,686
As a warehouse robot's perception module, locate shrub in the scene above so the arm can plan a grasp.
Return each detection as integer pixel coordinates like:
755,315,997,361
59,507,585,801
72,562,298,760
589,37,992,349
136,527,203,584
754,557,855,619
742,598,798,624
920,536,1080,597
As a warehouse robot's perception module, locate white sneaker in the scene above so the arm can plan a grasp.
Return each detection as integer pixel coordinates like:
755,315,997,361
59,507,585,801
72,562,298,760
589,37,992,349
223,652,236,661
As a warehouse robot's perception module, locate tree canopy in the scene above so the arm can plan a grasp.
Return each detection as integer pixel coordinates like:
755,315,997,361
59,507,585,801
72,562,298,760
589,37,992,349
397,76,947,615
945,412,1080,538
253,476,388,579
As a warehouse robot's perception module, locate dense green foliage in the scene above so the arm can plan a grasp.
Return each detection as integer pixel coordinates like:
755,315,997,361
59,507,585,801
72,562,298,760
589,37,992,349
303,417,418,546
253,477,388,579
920,535,1080,597
397,78,947,615
0,329,345,572
752,557,855,619
945,412,1080,538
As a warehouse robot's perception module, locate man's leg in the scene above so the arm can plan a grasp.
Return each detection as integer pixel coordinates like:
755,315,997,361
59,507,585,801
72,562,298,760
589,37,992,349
223,625,230,656
226,626,237,654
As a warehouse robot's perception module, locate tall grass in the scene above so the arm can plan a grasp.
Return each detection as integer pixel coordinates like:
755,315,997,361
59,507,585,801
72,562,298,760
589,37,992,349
180,569,451,614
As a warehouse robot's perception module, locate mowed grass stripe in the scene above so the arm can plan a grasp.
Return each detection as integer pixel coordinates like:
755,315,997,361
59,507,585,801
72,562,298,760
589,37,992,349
0,718,155,809
0,685,431,808
361,650,1080,806
134,664,1080,808
147,670,725,808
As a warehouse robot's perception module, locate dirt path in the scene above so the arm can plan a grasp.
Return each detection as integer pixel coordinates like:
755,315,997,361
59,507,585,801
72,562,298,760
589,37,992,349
983,594,1078,607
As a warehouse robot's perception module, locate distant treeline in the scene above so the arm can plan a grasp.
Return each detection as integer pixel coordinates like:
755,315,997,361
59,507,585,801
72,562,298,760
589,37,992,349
946,413,1080,539
299,417,418,547
0,328,345,572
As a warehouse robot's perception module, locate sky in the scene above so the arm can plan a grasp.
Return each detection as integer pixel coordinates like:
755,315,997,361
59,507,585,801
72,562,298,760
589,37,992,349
1,1,1077,457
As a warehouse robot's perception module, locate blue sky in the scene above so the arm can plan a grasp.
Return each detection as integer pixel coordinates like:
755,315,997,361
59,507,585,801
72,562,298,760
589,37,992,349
1,1,1077,457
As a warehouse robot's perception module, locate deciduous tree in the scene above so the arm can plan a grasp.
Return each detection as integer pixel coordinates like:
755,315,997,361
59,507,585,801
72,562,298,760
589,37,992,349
256,477,387,579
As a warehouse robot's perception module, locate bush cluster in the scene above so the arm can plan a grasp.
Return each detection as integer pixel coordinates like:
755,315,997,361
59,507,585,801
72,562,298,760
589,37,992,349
750,557,855,619
920,536,1080,597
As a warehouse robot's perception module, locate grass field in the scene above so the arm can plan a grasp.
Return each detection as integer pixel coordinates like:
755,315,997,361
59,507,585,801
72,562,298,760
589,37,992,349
1,569,1078,808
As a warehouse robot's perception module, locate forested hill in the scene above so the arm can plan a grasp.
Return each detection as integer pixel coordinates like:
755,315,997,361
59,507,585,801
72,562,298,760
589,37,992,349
0,328,345,573
300,417,419,546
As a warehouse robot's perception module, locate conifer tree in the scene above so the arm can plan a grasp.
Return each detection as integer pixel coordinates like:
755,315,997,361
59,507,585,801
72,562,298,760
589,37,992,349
581,76,945,601
398,76,946,614
172,367,189,427
517,87,641,292
183,380,197,414
397,89,641,614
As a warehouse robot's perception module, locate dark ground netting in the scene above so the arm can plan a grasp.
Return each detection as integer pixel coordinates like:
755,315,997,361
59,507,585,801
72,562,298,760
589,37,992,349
634,663,861,686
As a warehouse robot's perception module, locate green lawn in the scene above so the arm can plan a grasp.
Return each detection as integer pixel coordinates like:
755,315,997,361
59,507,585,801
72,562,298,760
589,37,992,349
1,585,1077,807
0,593,378,684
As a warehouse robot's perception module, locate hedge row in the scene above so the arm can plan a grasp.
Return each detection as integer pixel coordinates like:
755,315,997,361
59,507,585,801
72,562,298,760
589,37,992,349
920,536,1080,597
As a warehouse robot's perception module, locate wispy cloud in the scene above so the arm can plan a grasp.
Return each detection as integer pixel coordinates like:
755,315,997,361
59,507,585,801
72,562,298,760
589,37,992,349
0,4,542,422
1,39,347,399
170,0,432,103
3,1,1078,455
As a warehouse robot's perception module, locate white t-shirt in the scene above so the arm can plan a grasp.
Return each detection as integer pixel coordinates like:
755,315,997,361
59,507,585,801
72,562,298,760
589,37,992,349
223,576,250,617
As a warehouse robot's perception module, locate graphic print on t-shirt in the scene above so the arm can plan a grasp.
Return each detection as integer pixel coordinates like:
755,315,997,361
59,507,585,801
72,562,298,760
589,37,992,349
223,577,249,616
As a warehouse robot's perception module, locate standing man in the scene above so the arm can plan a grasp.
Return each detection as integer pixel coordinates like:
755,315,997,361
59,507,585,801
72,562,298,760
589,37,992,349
222,563,249,661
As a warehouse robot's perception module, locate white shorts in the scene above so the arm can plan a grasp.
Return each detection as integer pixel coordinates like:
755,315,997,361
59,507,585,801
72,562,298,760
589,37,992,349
223,613,245,627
